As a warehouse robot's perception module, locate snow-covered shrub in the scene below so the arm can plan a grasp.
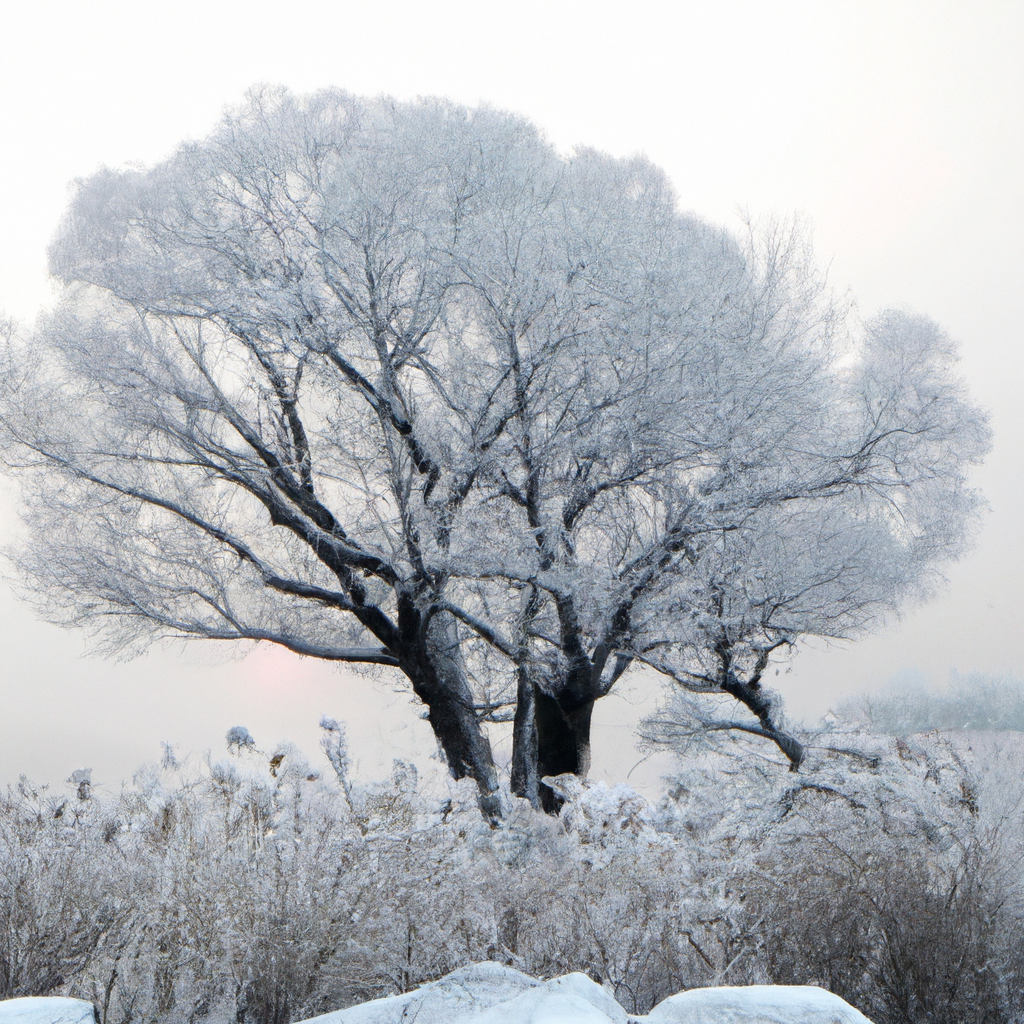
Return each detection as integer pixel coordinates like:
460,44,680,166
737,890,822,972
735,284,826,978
0,778,134,1003
2,721,1023,1023
647,719,1024,1024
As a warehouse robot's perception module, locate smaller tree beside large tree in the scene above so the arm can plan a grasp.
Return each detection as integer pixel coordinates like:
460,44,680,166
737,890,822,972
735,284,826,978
0,88,989,816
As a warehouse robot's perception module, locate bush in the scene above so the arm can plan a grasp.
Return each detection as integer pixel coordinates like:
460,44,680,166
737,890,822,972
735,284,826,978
1,722,1022,1023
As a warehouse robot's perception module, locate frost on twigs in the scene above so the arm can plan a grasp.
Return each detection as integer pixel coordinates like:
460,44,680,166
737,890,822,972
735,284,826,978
543,775,657,845
66,768,91,802
225,725,255,751
1,721,1022,1021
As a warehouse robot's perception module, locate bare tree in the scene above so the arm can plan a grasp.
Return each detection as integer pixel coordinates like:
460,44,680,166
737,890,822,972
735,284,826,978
0,87,989,813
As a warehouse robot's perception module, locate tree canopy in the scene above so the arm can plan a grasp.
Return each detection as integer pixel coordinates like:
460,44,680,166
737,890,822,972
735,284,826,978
0,87,990,815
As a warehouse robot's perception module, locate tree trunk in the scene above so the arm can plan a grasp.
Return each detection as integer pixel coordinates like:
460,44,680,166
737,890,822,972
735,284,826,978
510,666,540,808
417,673,503,821
399,601,502,821
532,685,596,814
510,657,602,814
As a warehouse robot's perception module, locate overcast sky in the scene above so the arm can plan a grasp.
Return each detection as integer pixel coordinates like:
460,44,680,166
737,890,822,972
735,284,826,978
0,1,1021,796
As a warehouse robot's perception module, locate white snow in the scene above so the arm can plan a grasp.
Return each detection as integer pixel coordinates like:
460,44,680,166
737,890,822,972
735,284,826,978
302,962,540,1024
643,984,875,1024
0,969,876,1024
0,998,95,1024
295,964,876,1024
464,973,628,1024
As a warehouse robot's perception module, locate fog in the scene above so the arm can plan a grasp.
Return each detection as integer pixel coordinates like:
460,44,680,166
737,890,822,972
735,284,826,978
0,1,1021,794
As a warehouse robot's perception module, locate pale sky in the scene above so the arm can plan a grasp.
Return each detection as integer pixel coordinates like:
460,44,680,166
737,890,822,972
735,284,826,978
0,1,1021,796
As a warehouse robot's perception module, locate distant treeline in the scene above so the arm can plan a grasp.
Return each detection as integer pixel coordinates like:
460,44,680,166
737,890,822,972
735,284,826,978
836,675,1024,735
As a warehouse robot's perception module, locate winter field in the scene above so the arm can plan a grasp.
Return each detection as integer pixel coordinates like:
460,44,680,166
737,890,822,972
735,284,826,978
2,689,1023,1024
0,965,878,1023
0,54,1020,1024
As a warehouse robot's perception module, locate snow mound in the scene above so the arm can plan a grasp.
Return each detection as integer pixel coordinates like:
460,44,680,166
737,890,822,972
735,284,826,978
464,972,627,1024
0,998,96,1024
302,962,540,1024
643,984,874,1024
295,965,876,1024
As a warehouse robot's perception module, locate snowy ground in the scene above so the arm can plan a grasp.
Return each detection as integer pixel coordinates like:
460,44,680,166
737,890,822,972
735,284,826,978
298,962,876,1024
0,963,876,1024
0,998,96,1024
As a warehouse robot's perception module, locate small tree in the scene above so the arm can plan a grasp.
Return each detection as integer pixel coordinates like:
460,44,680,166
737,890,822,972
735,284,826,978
0,87,989,814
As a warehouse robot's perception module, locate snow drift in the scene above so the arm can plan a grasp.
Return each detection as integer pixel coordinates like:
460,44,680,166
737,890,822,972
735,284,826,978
0,998,95,1024
298,962,875,1024
643,984,875,1024
0,978,875,1024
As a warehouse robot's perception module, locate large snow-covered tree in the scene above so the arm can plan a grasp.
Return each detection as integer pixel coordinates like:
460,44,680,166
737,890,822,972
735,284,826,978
0,88,989,815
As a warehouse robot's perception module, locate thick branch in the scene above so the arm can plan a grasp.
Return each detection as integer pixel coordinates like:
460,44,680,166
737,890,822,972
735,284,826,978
21,444,403,652
720,677,804,769
228,632,400,665
439,601,518,660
